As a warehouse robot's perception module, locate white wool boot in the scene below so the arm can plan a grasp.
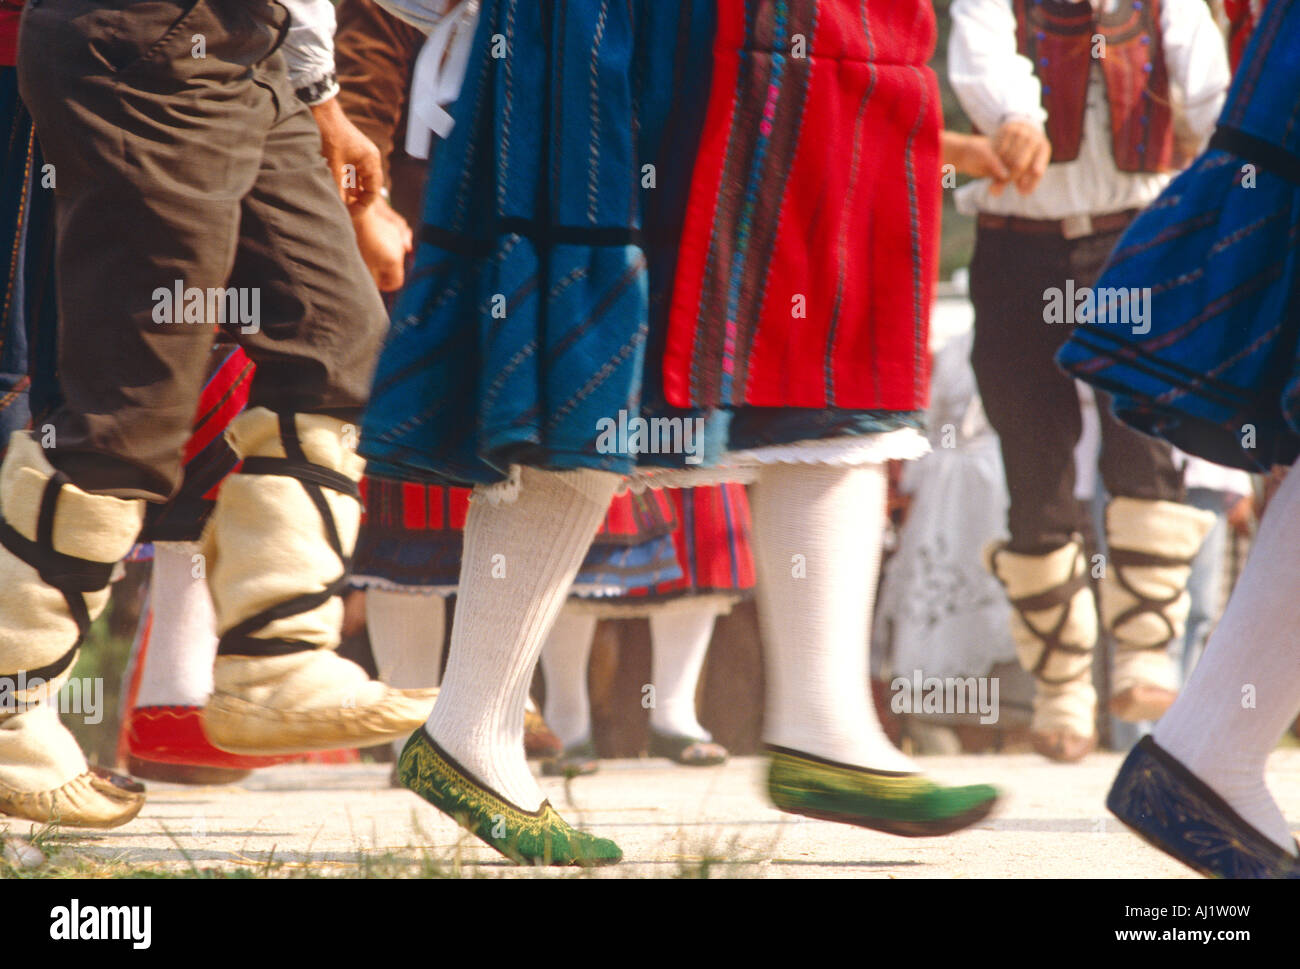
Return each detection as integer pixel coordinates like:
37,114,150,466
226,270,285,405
0,706,143,828
1101,497,1216,722
0,432,145,827
985,538,1098,762
200,409,434,755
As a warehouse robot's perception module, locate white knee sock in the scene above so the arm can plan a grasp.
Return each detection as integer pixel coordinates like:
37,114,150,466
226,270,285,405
539,607,598,749
424,467,618,810
648,605,717,739
366,589,446,689
134,543,218,709
752,461,916,774
1154,462,1300,855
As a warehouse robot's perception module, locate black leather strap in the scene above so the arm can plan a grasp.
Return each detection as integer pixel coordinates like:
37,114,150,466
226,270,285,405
1107,546,1193,648
0,641,79,690
0,472,116,645
1210,126,1300,187
994,546,1094,686
216,413,356,657
238,457,360,499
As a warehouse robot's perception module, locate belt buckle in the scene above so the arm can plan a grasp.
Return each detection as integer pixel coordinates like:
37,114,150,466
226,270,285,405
1061,213,1093,240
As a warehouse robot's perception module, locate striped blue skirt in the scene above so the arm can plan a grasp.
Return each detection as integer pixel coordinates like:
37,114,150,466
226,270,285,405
1057,0,1300,472
358,0,923,489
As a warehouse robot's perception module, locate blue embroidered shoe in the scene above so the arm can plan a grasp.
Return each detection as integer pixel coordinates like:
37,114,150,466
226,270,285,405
1107,736,1300,879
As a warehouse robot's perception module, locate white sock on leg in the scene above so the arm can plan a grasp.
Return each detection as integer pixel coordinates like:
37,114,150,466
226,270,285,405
423,467,618,810
366,589,446,689
1154,463,1300,856
367,588,446,758
539,607,597,749
135,543,217,709
752,461,916,774
648,605,717,739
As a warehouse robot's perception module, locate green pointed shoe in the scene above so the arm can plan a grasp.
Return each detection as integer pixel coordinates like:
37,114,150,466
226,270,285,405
767,746,999,837
398,729,623,867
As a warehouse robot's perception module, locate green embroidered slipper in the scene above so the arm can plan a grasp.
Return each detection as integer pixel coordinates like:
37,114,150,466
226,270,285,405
767,746,999,837
398,729,623,867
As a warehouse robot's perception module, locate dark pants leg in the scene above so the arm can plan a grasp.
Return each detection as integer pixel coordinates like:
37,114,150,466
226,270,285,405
969,224,1183,552
17,0,386,501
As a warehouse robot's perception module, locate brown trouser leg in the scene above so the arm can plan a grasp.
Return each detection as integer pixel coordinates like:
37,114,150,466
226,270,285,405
18,0,386,501
969,224,1185,552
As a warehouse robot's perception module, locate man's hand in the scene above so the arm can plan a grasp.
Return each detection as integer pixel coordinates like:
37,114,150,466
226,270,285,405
992,119,1052,196
941,131,1011,193
311,96,384,214
353,198,413,292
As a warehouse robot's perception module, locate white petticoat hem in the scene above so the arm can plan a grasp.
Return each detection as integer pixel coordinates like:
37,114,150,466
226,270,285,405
470,428,930,503
349,575,633,600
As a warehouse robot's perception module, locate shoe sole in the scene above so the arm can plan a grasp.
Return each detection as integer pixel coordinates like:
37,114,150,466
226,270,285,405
773,794,999,838
1108,810,1220,879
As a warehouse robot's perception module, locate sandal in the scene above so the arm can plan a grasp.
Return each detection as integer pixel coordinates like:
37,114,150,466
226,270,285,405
648,729,728,766
524,706,564,760
541,740,600,777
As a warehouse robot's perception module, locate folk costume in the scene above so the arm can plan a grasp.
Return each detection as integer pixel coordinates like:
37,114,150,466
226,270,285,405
0,0,434,828
1058,0,1300,876
538,482,755,774
363,0,997,866
0,6,146,827
333,0,750,773
949,0,1229,762
116,346,324,781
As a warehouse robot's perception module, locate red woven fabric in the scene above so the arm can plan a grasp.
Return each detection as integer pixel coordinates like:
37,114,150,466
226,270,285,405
0,5,21,68
665,0,939,412
1013,0,1174,174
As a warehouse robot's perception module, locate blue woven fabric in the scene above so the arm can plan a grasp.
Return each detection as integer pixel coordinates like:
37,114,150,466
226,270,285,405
358,0,924,489
1056,0,1300,472
359,0,708,485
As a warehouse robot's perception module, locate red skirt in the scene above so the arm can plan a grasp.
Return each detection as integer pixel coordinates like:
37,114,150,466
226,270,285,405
665,0,940,412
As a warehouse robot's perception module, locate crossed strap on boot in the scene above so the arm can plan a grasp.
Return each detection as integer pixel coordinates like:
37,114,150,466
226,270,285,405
985,537,1098,763
0,433,145,827
1101,497,1216,723
200,409,435,756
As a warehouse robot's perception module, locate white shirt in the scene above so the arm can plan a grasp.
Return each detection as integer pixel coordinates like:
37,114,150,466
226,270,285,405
279,0,339,104
949,0,1230,219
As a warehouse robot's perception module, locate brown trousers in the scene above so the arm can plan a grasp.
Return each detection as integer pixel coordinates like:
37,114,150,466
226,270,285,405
17,0,387,500
969,222,1185,552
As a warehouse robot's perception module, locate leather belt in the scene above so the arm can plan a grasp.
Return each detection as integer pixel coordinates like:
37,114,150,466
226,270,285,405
977,208,1139,241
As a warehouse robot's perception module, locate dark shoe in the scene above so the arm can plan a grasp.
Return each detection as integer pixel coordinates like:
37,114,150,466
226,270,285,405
648,729,728,767
767,745,998,837
398,729,622,867
541,740,600,778
127,757,250,787
1107,735,1300,879
91,766,147,794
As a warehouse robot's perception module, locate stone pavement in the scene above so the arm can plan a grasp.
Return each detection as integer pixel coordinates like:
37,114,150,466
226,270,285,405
12,750,1300,877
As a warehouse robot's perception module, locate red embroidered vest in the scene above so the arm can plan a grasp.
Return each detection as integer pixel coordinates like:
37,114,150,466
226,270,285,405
1013,0,1174,173
0,0,24,67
